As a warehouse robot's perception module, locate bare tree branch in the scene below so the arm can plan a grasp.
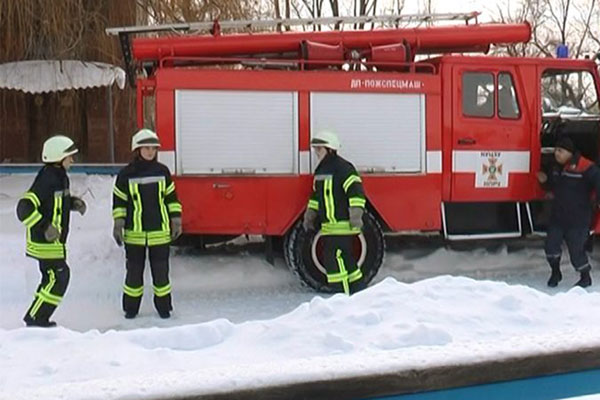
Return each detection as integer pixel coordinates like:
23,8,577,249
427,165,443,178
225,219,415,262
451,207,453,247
545,0,571,44
573,0,597,57
273,0,282,32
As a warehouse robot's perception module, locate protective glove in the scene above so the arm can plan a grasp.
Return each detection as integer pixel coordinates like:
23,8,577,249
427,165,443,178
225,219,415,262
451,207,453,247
113,218,125,246
44,224,60,242
349,207,364,230
536,171,547,184
303,208,318,231
71,197,87,216
170,217,182,241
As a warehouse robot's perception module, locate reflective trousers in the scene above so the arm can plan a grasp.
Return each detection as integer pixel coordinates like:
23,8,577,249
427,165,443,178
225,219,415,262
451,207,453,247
24,260,70,323
123,244,172,315
322,235,365,295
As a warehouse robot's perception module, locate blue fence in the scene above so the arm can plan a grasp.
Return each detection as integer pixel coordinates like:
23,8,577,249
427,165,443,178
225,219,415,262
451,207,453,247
0,164,124,175
370,368,600,400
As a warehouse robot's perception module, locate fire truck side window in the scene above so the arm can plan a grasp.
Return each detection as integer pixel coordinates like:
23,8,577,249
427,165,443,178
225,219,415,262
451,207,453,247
462,72,494,118
541,70,600,116
498,73,520,119
540,69,600,163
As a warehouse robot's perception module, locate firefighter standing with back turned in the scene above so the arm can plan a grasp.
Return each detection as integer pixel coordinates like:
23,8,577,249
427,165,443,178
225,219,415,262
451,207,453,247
16,135,86,327
537,136,600,288
303,130,367,295
112,129,182,319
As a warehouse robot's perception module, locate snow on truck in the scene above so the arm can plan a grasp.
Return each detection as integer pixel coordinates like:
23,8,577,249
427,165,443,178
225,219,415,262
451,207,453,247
107,13,600,292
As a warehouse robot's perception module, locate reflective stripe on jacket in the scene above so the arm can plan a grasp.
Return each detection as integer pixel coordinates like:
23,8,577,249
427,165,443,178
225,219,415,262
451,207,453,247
307,153,366,235
113,158,182,246
16,165,72,259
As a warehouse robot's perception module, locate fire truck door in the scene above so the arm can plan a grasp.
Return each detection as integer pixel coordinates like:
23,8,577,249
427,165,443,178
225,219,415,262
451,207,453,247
451,66,531,201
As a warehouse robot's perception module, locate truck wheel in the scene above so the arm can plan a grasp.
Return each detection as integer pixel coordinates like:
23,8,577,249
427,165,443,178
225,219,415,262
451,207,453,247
284,209,385,293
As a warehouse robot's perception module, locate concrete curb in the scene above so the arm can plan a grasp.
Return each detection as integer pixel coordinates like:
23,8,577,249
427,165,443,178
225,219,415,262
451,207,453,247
171,346,600,400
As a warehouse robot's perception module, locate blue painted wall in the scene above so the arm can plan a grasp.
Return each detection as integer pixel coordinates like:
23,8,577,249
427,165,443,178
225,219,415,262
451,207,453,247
369,368,600,400
0,164,124,175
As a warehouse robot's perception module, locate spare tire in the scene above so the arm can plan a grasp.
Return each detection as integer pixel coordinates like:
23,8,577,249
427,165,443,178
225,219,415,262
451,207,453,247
284,208,385,293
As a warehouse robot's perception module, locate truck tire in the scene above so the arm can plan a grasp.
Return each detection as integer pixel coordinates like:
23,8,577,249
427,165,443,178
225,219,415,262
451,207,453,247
284,209,385,293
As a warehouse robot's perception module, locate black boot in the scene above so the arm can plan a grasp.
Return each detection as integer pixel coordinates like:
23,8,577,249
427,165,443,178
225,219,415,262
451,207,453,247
124,311,137,319
158,310,171,319
24,315,57,328
575,270,592,288
547,263,562,288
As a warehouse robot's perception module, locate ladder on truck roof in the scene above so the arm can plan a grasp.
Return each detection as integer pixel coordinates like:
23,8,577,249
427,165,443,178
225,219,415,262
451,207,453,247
106,12,481,86
105,12,480,36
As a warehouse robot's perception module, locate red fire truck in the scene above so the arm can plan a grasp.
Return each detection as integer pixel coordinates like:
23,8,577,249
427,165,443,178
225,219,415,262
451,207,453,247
108,13,600,292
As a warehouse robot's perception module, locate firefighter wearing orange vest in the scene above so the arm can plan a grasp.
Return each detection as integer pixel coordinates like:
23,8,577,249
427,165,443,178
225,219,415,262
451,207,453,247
16,135,86,327
538,136,600,288
112,129,182,319
303,130,367,295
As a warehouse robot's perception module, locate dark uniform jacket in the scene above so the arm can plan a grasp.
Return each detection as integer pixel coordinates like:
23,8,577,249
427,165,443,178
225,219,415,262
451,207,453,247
547,153,600,228
307,153,366,235
16,165,73,260
112,158,182,246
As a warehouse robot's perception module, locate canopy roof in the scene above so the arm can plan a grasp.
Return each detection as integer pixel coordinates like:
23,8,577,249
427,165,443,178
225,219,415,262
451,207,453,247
0,60,126,93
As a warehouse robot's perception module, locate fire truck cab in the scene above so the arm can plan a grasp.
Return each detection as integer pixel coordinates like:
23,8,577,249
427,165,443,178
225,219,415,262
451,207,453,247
108,14,600,292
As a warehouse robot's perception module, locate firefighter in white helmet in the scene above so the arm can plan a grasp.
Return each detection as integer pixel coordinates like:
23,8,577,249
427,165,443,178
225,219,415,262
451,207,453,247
16,135,87,327
112,129,182,319
304,129,367,295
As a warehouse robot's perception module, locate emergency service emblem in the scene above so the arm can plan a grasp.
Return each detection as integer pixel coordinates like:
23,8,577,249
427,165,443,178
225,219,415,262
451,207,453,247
476,152,507,188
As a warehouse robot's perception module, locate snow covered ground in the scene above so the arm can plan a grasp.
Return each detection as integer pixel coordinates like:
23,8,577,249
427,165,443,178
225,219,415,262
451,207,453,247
2,173,600,399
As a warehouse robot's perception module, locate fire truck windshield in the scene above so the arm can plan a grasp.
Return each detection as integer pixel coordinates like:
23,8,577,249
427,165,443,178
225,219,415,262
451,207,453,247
542,70,600,118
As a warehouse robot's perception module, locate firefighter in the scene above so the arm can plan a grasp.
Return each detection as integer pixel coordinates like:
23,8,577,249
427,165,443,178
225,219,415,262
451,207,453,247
16,135,86,327
112,129,182,319
303,130,367,295
537,136,600,288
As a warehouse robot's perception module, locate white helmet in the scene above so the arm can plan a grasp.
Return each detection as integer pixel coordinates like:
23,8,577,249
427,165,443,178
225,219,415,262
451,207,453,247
41,135,78,163
131,129,160,151
310,129,340,151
